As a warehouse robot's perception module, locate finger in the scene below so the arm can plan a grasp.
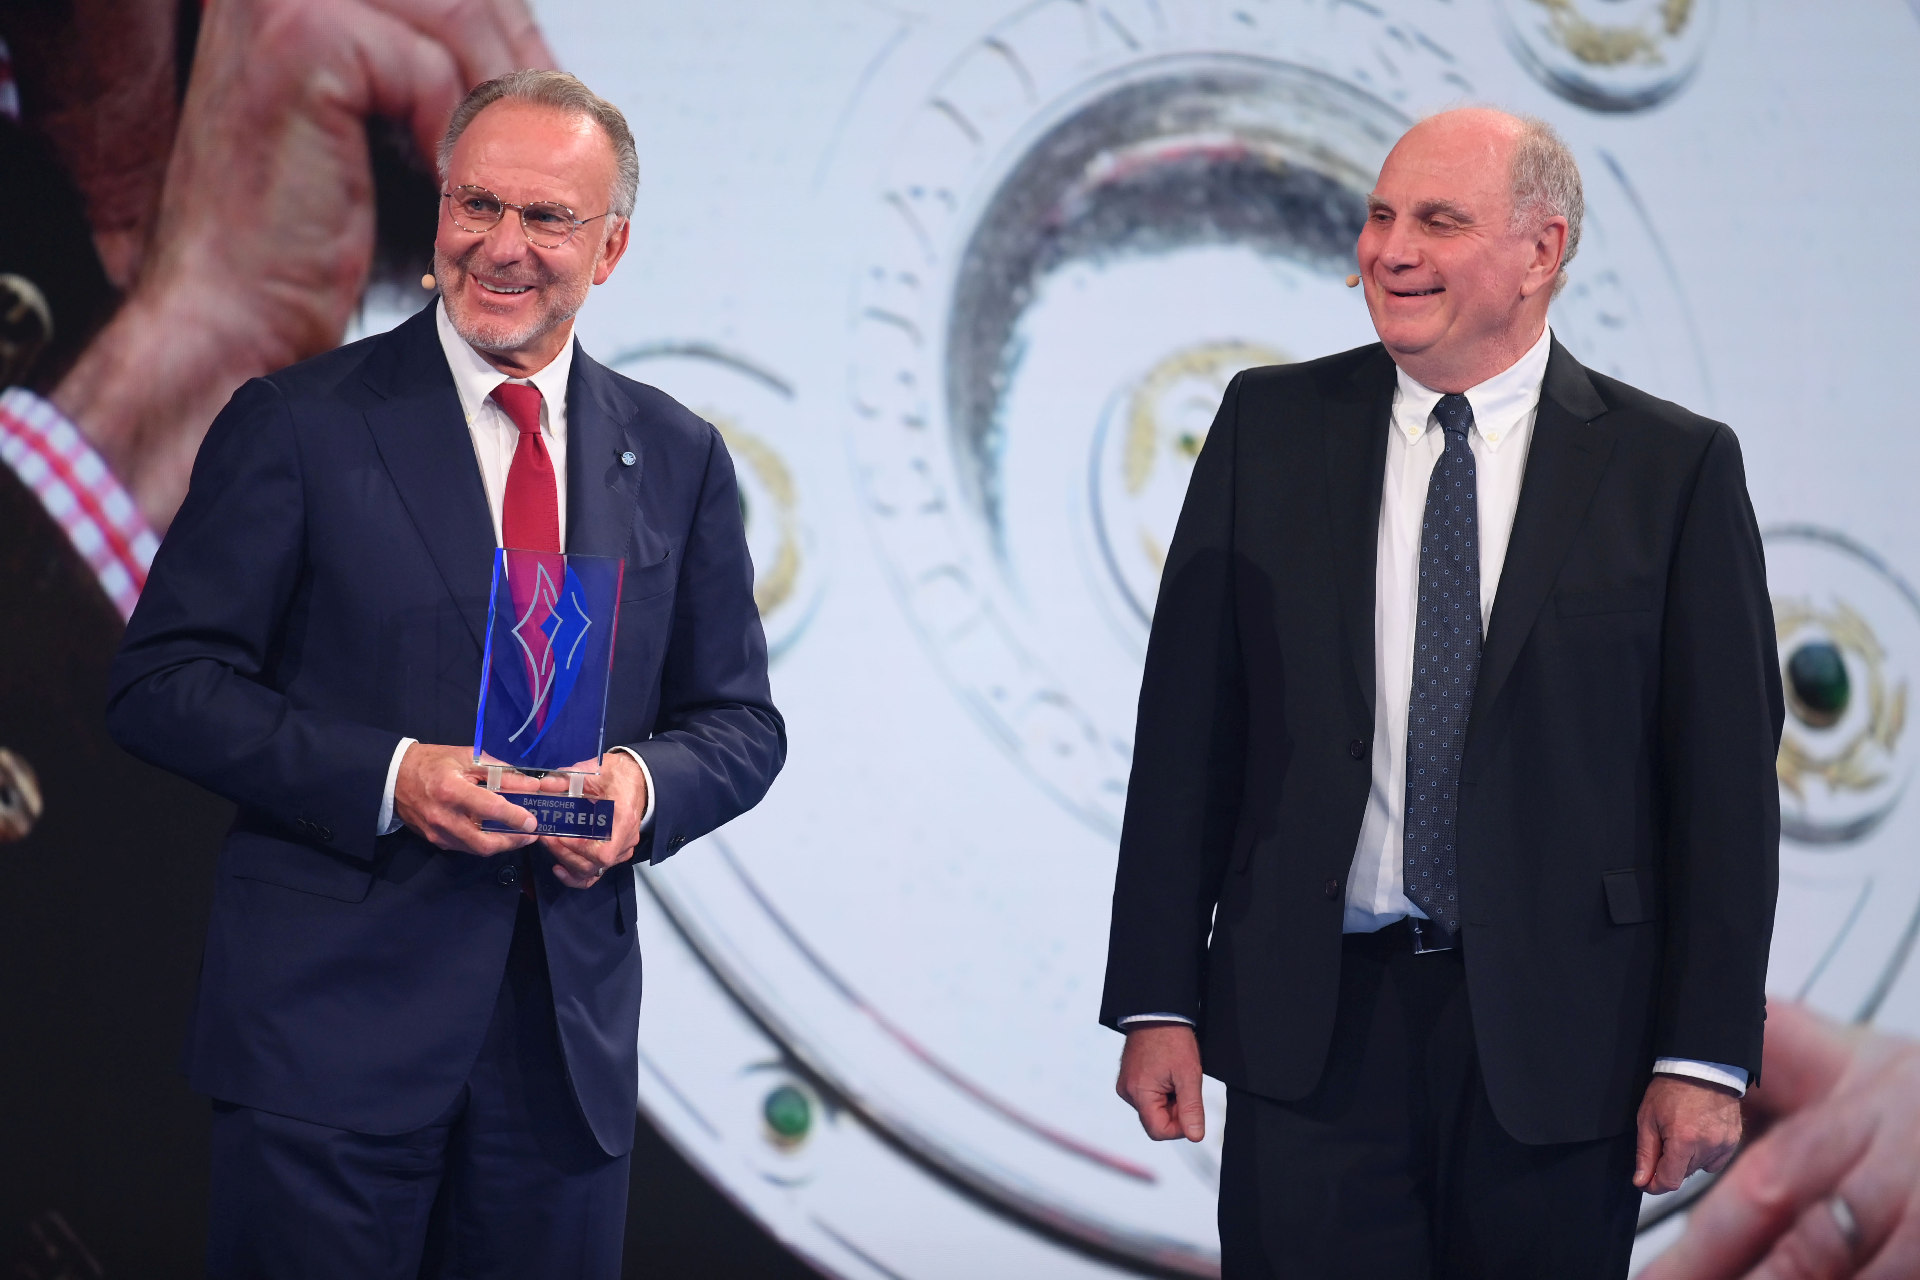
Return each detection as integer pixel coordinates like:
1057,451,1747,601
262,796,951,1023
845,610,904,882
489,0,556,68
1634,1105,1661,1189
1747,1195,1863,1280
1648,1105,1877,1279
1174,1060,1206,1142
549,861,600,890
1751,1000,1860,1122
541,837,608,882
460,786,538,833
341,5,470,171
365,0,553,104
1651,1133,1700,1195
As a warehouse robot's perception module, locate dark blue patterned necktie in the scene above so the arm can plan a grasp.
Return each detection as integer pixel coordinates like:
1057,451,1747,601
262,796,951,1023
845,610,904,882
1404,393,1480,940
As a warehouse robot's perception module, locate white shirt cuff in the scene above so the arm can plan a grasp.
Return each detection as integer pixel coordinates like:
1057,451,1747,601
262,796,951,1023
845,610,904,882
607,746,656,832
1653,1057,1749,1096
1118,1013,1195,1028
377,738,416,835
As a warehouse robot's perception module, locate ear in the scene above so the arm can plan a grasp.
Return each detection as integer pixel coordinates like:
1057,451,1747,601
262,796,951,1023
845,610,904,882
593,217,632,286
1519,215,1569,299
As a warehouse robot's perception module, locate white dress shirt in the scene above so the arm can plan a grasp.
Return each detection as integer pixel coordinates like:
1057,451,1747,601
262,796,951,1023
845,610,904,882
374,301,654,837
1124,325,1745,1095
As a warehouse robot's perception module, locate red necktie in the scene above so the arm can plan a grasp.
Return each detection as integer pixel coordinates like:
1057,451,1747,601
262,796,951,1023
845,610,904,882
492,382,560,553
490,382,558,900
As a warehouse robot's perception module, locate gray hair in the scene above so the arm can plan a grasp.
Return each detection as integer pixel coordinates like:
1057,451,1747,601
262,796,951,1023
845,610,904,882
438,69,639,222
1507,114,1583,298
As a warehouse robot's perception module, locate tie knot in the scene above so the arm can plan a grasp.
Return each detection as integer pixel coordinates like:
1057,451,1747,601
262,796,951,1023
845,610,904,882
491,382,544,437
1433,393,1473,442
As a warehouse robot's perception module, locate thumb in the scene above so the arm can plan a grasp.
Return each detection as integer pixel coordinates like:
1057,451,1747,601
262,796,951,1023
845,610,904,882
1633,1107,1661,1188
1176,1066,1207,1143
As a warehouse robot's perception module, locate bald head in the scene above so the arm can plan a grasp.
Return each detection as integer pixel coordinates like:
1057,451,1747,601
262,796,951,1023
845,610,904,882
1354,107,1579,392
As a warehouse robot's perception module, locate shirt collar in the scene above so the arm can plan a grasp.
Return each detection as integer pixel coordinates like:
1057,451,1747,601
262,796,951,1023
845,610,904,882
1391,322,1554,453
434,298,575,431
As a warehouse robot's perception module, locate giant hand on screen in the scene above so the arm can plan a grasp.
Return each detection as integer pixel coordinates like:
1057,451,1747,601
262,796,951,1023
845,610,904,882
1642,1001,1920,1279
537,750,647,890
393,742,541,857
1116,1022,1208,1143
49,0,553,533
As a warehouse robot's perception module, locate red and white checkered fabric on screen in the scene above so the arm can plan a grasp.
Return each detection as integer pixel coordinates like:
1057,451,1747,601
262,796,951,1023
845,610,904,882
0,387,157,621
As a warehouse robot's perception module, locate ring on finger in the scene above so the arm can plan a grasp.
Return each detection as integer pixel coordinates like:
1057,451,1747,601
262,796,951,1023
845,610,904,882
1828,1194,1864,1258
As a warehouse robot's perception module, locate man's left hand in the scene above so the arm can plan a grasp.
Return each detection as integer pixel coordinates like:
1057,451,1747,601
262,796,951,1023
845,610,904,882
540,752,648,889
1636,1073,1744,1194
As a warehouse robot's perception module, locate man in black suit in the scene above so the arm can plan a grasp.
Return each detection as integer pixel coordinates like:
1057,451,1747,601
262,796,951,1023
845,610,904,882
1103,107,1781,1278
106,70,783,1278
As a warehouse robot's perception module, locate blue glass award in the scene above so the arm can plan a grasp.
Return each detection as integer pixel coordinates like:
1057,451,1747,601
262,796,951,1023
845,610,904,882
474,548,624,839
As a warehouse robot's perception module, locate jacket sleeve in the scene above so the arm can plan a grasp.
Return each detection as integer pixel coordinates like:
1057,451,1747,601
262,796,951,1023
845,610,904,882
1099,373,1250,1032
626,424,786,864
105,378,400,861
1653,423,1783,1082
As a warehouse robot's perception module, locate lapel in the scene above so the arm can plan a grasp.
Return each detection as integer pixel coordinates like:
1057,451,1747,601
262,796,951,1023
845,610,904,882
563,343,646,563
1323,347,1398,717
1471,336,1615,727
361,305,497,650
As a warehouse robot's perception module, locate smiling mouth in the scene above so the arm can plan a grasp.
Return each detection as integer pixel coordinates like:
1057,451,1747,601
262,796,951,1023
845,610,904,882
476,279,533,295
1389,287,1444,297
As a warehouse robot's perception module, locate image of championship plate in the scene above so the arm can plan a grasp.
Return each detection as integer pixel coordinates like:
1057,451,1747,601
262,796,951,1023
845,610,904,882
517,2,1920,1276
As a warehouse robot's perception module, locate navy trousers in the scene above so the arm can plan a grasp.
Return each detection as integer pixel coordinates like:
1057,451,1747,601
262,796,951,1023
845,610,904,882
206,890,631,1279
1218,921,1641,1280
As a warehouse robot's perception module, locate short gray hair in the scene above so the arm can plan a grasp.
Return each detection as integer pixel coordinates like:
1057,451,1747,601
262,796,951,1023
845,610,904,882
438,69,639,222
1507,114,1583,297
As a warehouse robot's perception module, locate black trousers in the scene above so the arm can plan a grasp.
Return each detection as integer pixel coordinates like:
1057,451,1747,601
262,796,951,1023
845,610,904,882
1219,922,1640,1280
206,889,631,1280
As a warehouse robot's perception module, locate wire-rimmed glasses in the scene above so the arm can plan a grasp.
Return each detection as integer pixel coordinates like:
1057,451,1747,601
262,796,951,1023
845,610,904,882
442,185,610,249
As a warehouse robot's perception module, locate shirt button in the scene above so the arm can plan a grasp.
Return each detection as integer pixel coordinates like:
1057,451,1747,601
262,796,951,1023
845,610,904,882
496,864,520,887
1324,877,1343,900
1347,739,1367,760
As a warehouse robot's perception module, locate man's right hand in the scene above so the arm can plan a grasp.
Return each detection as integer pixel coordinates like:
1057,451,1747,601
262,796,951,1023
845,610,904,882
392,743,541,856
1116,1022,1208,1142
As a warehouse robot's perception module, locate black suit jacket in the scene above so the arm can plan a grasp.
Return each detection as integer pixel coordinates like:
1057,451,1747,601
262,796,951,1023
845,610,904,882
1100,339,1782,1144
106,304,785,1156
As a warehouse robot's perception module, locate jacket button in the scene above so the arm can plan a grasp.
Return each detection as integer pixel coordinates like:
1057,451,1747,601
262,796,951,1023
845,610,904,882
1347,739,1367,760
317,825,333,842
667,834,686,852
1324,877,1343,900
496,864,520,886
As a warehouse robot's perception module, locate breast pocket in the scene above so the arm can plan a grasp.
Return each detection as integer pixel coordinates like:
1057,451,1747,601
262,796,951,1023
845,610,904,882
1556,585,1659,618
621,547,677,604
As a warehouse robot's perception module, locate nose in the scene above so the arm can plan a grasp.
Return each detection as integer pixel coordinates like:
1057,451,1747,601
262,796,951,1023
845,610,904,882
479,214,532,266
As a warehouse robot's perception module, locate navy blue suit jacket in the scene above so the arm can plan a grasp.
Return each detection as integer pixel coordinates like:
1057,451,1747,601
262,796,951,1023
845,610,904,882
107,304,785,1156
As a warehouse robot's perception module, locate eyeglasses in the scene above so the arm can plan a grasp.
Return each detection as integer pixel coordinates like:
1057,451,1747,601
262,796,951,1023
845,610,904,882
442,186,610,249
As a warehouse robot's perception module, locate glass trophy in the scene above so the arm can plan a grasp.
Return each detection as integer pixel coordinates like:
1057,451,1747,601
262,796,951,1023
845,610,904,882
474,548,624,839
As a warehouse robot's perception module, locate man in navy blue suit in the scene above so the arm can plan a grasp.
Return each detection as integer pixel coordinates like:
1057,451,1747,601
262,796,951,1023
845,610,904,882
107,69,784,1278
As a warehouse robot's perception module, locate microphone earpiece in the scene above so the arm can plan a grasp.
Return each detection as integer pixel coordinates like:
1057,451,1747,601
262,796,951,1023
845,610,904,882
1346,274,1361,288
421,273,437,291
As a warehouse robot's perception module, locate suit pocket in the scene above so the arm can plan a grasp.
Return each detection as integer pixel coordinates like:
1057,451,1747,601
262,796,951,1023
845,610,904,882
1602,867,1657,925
227,829,375,904
1557,585,1659,617
621,548,676,604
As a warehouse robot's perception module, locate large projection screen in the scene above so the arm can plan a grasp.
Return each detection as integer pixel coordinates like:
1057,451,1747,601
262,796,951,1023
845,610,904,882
351,2,1920,1274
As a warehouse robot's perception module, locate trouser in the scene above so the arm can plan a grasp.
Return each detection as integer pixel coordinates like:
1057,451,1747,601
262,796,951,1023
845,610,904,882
206,893,630,1280
1218,920,1641,1280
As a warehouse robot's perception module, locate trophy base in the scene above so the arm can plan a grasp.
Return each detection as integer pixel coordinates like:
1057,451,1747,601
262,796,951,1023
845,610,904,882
478,766,614,840
480,792,616,840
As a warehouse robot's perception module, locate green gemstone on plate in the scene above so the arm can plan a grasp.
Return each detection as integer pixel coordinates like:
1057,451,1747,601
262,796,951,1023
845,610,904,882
763,1083,812,1142
1787,640,1849,728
